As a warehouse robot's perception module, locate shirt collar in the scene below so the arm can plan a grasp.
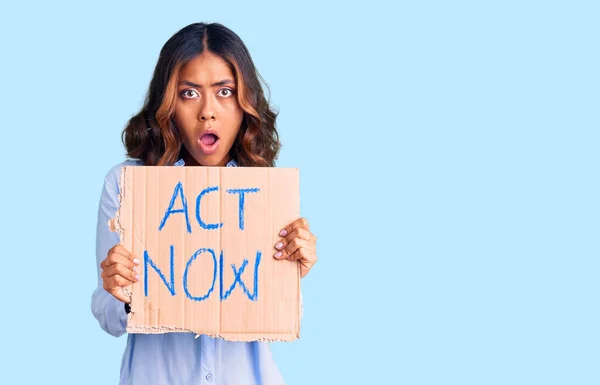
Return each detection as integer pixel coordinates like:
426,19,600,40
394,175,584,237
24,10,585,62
173,158,238,167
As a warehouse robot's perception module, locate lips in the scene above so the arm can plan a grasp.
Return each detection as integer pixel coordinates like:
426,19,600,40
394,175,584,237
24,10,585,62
197,131,220,155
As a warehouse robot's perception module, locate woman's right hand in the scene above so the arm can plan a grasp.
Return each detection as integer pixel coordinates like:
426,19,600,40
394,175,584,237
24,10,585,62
100,244,140,303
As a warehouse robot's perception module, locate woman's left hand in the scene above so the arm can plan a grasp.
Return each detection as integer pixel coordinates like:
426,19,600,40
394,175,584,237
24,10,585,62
273,217,317,278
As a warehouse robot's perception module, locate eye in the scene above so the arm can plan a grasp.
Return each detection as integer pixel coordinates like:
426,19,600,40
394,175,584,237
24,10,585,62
218,88,235,98
180,89,199,99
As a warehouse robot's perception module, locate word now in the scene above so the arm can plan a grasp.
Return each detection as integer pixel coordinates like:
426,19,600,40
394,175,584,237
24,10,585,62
159,183,260,232
144,245,261,302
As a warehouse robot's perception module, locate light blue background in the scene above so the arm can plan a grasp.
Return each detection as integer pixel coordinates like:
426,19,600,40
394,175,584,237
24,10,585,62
0,1,597,384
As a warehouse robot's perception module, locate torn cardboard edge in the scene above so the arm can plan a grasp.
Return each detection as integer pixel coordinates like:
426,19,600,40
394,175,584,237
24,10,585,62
126,324,300,343
107,167,132,302
109,165,302,342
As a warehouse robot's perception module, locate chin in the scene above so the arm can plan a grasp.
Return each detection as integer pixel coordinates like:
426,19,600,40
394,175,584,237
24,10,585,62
192,153,227,167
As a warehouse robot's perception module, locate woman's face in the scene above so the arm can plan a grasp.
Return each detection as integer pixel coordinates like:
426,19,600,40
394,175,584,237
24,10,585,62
173,53,244,166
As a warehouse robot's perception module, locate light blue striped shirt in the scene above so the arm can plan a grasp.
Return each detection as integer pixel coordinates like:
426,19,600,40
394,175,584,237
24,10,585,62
91,158,290,385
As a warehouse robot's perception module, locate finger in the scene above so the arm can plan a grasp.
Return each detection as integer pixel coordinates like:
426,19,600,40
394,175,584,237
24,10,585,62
109,244,138,262
276,228,316,253
274,228,311,252
287,245,316,262
274,238,310,260
278,217,310,237
284,227,313,243
104,263,139,283
107,274,134,288
103,253,138,271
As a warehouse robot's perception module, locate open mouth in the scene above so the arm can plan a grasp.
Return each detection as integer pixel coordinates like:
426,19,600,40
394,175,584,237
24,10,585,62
198,132,220,155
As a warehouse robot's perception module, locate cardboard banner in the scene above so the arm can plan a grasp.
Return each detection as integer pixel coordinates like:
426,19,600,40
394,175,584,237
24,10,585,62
111,166,301,342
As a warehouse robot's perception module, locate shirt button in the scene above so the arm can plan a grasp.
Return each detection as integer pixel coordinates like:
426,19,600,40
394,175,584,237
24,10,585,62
206,373,213,381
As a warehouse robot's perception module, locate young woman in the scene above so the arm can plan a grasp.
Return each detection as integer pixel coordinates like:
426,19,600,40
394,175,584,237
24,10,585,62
91,22,318,385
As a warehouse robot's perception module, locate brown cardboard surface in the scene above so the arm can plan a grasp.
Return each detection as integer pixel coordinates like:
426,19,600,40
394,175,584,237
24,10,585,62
111,166,301,342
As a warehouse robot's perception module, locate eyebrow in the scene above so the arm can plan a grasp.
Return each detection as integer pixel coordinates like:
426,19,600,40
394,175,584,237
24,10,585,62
179,79,235,88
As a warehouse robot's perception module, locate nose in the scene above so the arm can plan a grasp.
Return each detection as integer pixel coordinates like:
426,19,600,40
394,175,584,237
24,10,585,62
199,96,216,121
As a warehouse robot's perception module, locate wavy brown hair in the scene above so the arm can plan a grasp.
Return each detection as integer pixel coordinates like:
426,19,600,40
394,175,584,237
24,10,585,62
122,23,280,167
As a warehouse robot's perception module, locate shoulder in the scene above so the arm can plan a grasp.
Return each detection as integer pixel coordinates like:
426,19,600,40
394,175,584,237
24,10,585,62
103,158,144,192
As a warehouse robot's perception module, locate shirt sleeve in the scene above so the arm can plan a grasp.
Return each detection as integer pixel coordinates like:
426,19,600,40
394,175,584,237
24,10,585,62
90,169,128,337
